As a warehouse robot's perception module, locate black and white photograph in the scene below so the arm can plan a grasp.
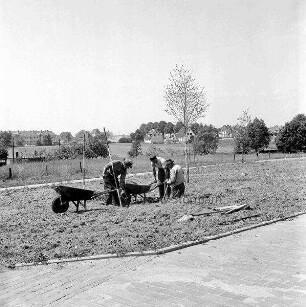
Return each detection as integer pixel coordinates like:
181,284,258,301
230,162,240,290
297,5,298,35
0,0,305,306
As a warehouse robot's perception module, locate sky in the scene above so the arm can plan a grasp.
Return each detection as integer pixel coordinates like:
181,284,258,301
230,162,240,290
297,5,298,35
0,0,305,135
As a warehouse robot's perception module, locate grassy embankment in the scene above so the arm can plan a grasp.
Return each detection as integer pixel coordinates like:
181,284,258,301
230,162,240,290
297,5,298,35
0,157,305,266
0,139,304,188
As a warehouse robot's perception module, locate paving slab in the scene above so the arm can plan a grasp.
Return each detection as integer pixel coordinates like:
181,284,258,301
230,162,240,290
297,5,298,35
1,214,306,306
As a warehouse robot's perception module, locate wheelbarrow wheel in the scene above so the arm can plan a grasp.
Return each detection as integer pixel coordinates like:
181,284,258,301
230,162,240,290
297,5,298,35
52,197,69,213
120,192,131,208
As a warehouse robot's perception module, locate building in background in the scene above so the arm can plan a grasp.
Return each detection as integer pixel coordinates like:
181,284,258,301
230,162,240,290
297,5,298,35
144,129,164,144
59,132,73,144
218,125,234,138
11,130,59,145
176,127,195,143
74,130,92,145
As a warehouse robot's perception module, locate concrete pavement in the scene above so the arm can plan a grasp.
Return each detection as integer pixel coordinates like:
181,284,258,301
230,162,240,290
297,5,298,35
1,214,306,307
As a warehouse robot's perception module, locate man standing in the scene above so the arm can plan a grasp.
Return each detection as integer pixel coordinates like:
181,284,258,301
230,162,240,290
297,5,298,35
103,159,133,206
165,159,185,198
149,155,169,199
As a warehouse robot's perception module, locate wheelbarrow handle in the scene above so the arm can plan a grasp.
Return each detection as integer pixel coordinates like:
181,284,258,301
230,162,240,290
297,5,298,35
149,181,167,192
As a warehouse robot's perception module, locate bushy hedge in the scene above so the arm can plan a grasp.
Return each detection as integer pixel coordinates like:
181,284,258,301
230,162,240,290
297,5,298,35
118,137,132,143
55,141,108,159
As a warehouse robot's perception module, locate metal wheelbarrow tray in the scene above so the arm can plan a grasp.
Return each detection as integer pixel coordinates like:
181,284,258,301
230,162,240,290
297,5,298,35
124,182,158,203
51,185,104,213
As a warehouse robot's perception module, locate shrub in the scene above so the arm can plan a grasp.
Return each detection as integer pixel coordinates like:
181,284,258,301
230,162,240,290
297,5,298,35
118,137,132,143
89,140,108,158
128,140,142,158
85,148,97,159
276,114,306,153
145,144,158,157
192,125,219,156
0,147,8,159
55,144,83,159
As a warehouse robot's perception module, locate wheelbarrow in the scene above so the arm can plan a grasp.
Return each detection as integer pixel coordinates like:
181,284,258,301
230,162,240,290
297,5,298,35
51,185,110,213
123,181,161,203
51,182,161,213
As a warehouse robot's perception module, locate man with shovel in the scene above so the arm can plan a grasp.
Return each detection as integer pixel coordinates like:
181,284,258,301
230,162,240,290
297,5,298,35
103,159,133,206
149,155,170,200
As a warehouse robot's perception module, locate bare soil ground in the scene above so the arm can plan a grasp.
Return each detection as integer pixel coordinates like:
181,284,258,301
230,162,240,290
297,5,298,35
0,158,305,267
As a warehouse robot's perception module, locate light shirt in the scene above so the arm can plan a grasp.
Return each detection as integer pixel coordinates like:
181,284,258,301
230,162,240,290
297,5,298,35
168,165,185,187
151,157,166,169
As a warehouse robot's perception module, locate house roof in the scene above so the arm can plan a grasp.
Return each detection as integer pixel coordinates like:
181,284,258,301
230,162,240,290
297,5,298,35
75,130,91,138
268,126,281,133
12,130,58,137
60,132,72,137
91,129,102,136
176,127,194,138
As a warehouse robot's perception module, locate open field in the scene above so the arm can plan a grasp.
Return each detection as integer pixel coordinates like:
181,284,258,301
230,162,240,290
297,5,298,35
1,139,303,188
0,158,305,266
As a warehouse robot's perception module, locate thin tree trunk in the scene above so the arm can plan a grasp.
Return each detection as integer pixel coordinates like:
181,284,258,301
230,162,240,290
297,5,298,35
185,132,189,183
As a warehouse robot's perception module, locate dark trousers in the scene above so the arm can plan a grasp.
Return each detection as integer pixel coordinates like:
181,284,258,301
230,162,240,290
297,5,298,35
172,182,185,198
157,168,170,199
103,176,120,206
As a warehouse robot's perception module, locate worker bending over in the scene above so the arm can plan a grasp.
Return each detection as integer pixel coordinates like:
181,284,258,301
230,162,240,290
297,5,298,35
165,159,185,198
103,159,133,206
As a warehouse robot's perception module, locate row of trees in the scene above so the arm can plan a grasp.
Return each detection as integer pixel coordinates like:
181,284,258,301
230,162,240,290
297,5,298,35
0,131,55,147
129,121,184,142
129,120,216,142
234,111,306,156
56,140,108,159
0,131,109,161
0,129,113,149
234,110,270,157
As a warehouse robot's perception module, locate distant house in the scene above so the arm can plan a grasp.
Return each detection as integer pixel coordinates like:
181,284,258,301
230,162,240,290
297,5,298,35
268,126,281,136
39,130,59,144
164,133,178,144
11,130,59,145
59,132,73,144
267,125,282,145
91,129,102,137
218,125,233,138
144,129,164,144
176,127,195,143
12,131,40,145
74,130,92,144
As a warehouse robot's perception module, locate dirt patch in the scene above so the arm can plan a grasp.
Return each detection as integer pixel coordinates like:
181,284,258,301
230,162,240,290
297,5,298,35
1,159,305,267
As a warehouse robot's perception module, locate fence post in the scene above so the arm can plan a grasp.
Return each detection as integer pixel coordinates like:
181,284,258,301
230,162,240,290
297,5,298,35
79,161,82,172
45,165,48,176
8,168,12,179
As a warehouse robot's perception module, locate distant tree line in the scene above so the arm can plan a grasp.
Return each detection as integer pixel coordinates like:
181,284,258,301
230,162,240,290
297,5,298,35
129,120,219,142
232,112,306,158
129,121,186,142
0,131,109,161
1,113,305,162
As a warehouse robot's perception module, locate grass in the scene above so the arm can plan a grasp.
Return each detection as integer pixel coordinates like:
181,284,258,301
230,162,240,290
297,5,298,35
1,140,304,188
0,157,305,266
